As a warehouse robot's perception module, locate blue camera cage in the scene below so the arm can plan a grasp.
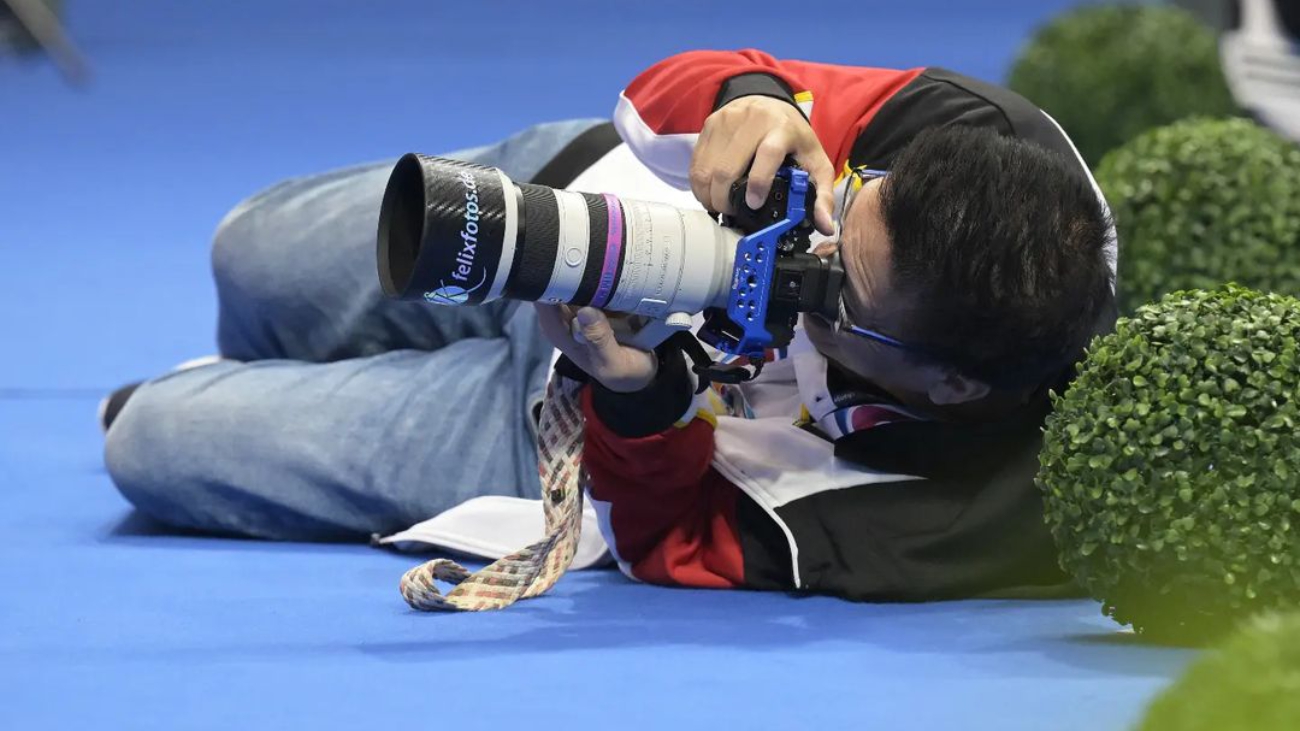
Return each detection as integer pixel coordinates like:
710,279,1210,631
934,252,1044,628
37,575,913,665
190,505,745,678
714,166,810,360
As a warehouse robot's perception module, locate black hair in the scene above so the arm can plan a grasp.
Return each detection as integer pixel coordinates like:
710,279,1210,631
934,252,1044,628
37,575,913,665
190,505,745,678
878,124,1114,390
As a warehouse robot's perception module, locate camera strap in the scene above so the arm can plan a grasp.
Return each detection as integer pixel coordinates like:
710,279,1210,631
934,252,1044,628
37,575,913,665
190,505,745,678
398,373,587,611
395,333,761,612
667,331,765,394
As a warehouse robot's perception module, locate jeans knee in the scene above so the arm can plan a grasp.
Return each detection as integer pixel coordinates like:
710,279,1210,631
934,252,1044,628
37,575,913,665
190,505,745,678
212,163,395,352
103,384,194,526
211,185,289,313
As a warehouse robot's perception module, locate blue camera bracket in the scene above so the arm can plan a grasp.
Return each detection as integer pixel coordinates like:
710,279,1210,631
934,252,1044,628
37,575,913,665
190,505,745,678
714,166,810,360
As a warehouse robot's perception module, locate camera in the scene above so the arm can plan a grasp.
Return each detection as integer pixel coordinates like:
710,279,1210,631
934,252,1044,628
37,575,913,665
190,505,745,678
376,153,844,377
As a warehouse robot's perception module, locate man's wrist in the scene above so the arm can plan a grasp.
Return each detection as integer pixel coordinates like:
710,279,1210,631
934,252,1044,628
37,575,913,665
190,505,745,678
589,345,694,438
714,72,803,117
596,355,658,394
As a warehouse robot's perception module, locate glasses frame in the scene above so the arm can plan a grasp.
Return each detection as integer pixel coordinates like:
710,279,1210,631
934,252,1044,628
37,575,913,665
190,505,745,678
831,166,936,358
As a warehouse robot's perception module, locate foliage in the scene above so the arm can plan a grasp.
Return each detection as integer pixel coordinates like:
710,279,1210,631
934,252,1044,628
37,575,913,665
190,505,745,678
1096,117,1300,313
1008,3,1237,166
1038,286,1300,644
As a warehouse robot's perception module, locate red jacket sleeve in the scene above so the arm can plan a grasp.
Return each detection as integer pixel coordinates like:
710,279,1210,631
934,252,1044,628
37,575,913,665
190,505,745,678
614,49,924,185
580,381,746,589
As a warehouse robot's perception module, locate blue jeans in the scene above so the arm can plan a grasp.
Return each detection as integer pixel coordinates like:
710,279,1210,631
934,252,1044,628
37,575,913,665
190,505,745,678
104,119,606,540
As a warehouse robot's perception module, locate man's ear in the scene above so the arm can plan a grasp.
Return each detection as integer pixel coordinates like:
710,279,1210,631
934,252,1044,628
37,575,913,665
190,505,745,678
925,367,991,406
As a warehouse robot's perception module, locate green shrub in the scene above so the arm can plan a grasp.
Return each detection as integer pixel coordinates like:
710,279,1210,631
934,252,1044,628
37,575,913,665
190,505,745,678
1138,612,1300,730
1008,3,1237,166
1096,117,1300,314
1037,286,1300,644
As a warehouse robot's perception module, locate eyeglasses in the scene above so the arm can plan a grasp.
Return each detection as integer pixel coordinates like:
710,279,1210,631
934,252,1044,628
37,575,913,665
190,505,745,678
830,166,935,358
833,290,923,352
835,166,889,235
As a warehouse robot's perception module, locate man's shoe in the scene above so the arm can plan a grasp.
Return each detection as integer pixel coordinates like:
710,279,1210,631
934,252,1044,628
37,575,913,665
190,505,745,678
98,355,224,434
97,381,142,433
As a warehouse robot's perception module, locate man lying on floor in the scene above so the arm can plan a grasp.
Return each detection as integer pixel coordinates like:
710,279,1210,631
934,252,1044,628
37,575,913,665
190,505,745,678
102,49,1117,601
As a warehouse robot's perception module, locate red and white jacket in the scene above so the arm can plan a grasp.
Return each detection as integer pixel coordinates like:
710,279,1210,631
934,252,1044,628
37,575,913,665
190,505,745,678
383,50,1117,601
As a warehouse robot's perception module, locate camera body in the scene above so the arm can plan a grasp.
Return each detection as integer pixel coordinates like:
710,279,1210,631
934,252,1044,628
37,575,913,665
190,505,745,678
701,165,841,361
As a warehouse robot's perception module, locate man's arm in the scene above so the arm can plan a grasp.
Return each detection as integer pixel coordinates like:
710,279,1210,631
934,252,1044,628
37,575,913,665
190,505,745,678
615,49,924,231
580,347,747,588
534,303,749,588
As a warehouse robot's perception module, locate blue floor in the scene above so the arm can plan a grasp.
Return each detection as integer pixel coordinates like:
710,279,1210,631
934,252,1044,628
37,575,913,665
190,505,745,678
1,1,1195,728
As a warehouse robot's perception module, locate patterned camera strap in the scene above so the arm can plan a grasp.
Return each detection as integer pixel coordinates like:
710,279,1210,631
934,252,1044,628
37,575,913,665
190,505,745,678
398,374,586,611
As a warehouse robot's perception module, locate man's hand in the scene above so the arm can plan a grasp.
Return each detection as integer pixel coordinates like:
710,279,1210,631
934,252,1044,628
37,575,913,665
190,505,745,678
690,95,836,236
535,304,659,393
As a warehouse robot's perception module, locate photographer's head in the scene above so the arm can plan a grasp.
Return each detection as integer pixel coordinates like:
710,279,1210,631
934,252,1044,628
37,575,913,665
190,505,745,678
804,125,1113,416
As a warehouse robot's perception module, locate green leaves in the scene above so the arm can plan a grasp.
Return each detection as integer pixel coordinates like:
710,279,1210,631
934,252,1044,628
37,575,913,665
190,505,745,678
1007,4,1237,166
1096,118,1300,314
1138,612,1300,730
1037,287,1300,644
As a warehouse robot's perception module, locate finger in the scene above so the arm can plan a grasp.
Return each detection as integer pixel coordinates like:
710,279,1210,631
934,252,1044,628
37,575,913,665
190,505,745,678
558,305,592,344
709,166,738,217
530,300,561,331
689,122,716,211
535,303,586,366
745,131,791,210
706,121,770,214
534,302,568,341
797,147,838,236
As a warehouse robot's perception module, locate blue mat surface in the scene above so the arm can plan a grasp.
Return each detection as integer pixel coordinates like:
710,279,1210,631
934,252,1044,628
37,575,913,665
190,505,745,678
1,1,1196,729
0,397,1194,730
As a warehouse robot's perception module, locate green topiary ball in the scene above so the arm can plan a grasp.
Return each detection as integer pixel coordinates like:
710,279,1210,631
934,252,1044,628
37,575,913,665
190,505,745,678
1037,286,1300,644
1138,612,1300,730
1008,3,1237,166
1097,117,1300,314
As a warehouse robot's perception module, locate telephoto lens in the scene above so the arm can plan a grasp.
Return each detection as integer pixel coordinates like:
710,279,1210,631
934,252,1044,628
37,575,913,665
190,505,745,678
377,154,742,322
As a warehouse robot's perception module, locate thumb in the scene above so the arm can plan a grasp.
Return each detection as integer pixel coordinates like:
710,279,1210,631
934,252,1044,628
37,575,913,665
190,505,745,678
573,307,619,359
806,157,837,237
